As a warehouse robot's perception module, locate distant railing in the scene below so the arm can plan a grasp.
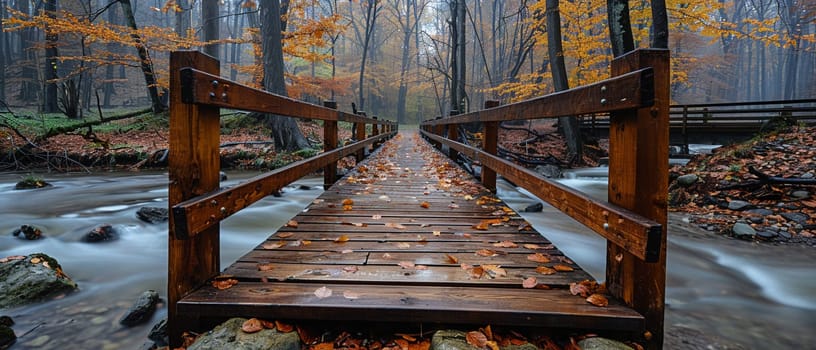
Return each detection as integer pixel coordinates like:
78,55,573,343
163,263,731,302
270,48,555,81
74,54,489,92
580,98,816,148
166,51,396,346
420,49,669,350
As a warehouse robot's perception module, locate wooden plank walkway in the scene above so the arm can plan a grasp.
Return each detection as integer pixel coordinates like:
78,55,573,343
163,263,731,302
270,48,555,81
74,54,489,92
178,131,643,331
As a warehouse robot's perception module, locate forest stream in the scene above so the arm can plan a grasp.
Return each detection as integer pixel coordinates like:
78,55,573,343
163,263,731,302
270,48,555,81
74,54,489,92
1,170,814,349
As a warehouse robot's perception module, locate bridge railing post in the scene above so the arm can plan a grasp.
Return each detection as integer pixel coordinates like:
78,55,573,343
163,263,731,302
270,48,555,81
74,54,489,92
607,49,669,350
323,101,338,190
371,116,379,152
447,111,459,162
355,118,366,162
482,100,500,192
168,51,222,348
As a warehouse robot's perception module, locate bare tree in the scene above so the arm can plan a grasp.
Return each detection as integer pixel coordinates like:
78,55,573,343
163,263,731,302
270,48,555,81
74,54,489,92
202,0,220,58
43,0,60,113
352,0,382,112
259,0,311,151
546,0,582,163
606,0,634,56
120,0,165,112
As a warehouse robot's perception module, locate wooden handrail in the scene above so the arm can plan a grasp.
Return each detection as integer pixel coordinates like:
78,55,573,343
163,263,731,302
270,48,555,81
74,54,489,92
419,48,669,349
422,67,654,125
172,132,392,239
179,68,392,125
167,50,396,347
420,131,662,262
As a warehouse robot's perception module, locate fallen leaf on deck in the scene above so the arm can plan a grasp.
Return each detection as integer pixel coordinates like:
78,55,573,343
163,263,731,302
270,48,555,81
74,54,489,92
284,220,298,228
536,266,557,275
475,249,497,257
343,204,353,211
398,261,416,269
523,244,543,250
291,239,311,247
554,264,574,272
342,198,354,206
343,290,360,299
448,203,460,209
527,253,551,263
482,264,507,277
396,242,411,249
314,286,332,299
493,241,518,248
518,222,532,231
382,253,393,259
340,249,354,254
416,264,428,270
262,241,285,249
466,331,488,348
241,318,263,333
334,235,350,243
464,195,473,200
468,266,485,279
257,263,275,271
342,266,359,273
570,282,591,297
372,214,383,220
586,293,609,307
445,254,459,264
212,278,238,290
277,232,294,238
433,230,441,236
522,276,537,288
420,201,430,208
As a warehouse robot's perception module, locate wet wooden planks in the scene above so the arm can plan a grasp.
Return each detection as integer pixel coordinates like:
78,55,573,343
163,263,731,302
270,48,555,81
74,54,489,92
178,132,643,331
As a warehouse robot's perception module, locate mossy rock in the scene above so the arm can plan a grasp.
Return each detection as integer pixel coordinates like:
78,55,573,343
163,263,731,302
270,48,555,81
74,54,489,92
14,177,51,190
0,253,77,308
188,318,300,350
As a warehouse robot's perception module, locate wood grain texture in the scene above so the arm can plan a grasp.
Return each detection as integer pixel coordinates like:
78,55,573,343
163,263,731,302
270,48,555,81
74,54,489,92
422,68,653,125
178,282,643,331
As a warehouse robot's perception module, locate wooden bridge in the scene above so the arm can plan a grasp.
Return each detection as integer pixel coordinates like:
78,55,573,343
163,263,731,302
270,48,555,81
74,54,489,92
580,98,816,151
167,49,669,349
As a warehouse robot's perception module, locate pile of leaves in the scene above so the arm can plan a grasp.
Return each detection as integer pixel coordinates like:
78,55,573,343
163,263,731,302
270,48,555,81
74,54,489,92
669,125,816,244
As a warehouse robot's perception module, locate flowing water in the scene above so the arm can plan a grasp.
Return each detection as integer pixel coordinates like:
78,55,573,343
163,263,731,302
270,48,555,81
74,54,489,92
1,170,814,349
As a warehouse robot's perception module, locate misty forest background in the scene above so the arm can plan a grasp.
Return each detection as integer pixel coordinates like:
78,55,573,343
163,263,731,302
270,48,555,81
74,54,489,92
0,0,814,126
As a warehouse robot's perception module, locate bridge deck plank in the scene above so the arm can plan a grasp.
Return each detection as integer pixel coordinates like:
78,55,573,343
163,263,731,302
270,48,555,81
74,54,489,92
178,132,643,332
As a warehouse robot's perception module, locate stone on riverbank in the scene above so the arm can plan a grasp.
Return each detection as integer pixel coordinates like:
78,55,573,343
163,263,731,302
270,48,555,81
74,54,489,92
136,207,168,224
0,323,15,350
676,174,698,187
0,253,77,308
83,224,117,242
11,225,43,240
429,329,538,350
14,177,51,190
187,318,300,350
731,222,756,240
577,337,633,350
120,290,160,327
147,318,168,347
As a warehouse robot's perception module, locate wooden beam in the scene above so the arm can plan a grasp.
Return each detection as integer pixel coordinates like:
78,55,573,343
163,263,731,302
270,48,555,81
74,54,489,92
481,100,500,192
172,133,394,239
179,68,389,125
606,49,669,350
323,101,338,190
421,68,653,126
355,122,366,162
167,51,221,348
420,130,661,262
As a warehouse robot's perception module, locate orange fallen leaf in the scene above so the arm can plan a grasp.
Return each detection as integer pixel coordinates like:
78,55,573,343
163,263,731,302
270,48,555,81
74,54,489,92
291,239,311,247
432,230,442,236
372,214,383,220
284,220,298,228
570,282,591,297
445,254,459,264
386,222,407,229
241,318,263,333
416,264,428,270
466,331,488,348
257,263,275,271
342,266,359,273
261,319,276,329
343,204,354,211
527,253,551,263
482,264,507,277
396,242,411,249
475,249,497,257
420,201,430,208
394,339,409,350
340,249,354,254
314,286,332,299
211,278,238,290
275,320,294,333
493,240,518,248
486,340,500,350
334,235,350,243
586,293,609,307
554,264,574,272
523,244,543,250
522,276,537,288
277,232,294,238
342,198,354,205
535,266,557,275
396,333,416,342
468,266,485,279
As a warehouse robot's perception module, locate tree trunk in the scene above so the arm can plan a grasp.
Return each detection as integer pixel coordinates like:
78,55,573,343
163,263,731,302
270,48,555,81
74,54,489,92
546,0,582,163
260,0,310,151
17,0,37,102
43,0,59,113
202,0,220,58
0,0,7,102
120,0,165,112
357,0,379,112
606,0,634,57
650,0,668,48
175,0,192,37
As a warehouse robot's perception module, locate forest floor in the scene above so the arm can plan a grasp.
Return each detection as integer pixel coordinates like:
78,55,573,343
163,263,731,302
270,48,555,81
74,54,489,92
2,114,813,247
